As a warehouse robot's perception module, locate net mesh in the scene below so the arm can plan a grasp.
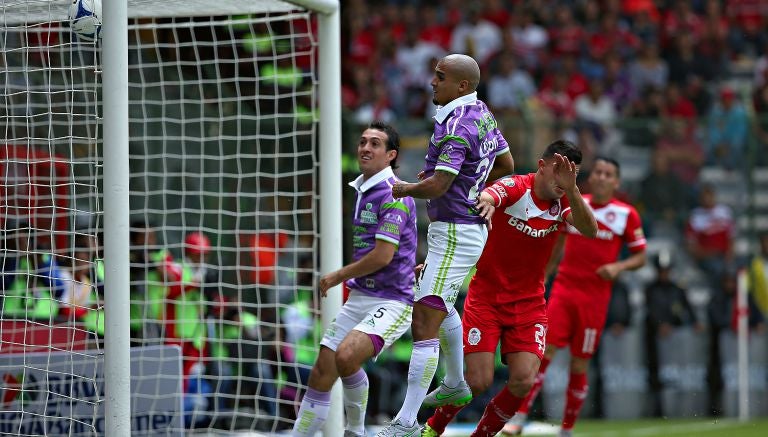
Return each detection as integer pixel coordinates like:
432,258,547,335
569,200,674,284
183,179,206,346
0,1,322,434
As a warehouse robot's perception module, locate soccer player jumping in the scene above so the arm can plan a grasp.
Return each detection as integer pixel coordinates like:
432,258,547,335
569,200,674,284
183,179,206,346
377,54,514,436
421,140,598,437
502,156,647,437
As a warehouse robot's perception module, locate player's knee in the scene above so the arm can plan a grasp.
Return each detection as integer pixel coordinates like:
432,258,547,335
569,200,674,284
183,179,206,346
410,314,440,340
465,368,493,394
507,370,536,397
308,362,335,391
334,344,360,375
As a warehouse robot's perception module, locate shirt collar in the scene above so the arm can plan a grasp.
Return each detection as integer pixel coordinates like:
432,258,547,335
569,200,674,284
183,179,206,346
433,92,478,124
348,166,395,193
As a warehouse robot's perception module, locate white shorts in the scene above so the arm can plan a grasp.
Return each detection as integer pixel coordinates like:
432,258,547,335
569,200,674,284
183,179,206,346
415,221,487,310
320,290,412,360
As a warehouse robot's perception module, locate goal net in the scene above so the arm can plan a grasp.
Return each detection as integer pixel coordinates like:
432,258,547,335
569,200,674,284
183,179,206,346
0,0,331,435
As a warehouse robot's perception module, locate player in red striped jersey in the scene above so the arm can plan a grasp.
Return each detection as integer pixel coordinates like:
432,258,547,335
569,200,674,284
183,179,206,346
502,156,647,437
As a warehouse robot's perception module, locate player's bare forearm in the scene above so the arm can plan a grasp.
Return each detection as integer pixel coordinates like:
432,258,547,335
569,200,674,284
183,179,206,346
475,191,497,229
487,151,515,183
318,240,396,297
565,188,598,238
545,233,566,278
392,170,455,199
596,251,646,281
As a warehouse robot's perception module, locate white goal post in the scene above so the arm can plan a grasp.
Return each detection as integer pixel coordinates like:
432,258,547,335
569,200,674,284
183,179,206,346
1,1,341,436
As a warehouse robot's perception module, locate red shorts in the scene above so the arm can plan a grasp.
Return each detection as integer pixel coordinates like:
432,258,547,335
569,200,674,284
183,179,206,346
462,291,547,360
546,280,610,358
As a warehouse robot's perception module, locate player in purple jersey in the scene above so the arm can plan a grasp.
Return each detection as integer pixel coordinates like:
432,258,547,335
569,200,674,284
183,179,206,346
291,122,418,437
378,54,515,436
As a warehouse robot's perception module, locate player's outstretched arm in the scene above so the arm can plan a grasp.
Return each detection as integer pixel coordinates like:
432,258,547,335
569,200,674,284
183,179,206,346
318,240,396,297
474,191,497,230
392,170,455,200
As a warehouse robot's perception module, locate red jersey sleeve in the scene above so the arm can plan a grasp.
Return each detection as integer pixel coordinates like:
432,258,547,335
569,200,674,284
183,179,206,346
484,176,525,208
623,206,647,253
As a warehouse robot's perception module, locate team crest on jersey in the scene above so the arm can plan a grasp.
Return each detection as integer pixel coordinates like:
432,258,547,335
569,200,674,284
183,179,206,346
366,278,375,288
549,203,560,216
360,203,377,224
502,178,515,187
606,211,616,223
468,327,481,345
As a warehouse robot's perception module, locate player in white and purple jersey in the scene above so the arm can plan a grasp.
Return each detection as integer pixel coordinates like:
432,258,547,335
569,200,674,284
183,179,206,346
292,122,418,437
380,54,515,436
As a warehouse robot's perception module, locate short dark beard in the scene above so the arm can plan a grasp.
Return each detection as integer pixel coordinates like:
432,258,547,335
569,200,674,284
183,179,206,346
432,97,439,105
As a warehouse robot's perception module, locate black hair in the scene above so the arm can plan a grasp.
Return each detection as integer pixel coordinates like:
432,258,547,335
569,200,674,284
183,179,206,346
368,120,401,169
541,139,582,165
594,155,621,177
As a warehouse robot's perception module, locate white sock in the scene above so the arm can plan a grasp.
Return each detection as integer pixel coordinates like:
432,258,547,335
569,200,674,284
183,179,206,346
341,368,369,434
394,338,440,426
291,387,331,437
439,307,465,388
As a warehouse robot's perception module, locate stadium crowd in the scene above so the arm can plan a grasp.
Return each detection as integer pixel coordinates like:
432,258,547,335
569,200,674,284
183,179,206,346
332,0,768,426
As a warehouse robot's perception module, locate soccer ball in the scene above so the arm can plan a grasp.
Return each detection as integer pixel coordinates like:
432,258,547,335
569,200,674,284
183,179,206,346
68,0,102,42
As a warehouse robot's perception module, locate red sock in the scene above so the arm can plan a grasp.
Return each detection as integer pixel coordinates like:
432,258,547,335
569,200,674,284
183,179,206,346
426,404,466,434
471,387,525,437
518,355,551,415
562,372,588,430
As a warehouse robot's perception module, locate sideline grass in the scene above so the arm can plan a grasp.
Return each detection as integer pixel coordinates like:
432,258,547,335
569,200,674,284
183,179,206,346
420,418,768,437
567,418,768,437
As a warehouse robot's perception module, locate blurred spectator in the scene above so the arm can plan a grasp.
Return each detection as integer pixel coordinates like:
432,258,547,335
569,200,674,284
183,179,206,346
589,12,642,62
396,28,445,92
622,85,664,146
685,184,735,291
753,41,768,88
628,9,661,45
603,53,634,112
540,54,589,100
535,71,576,122
685,75,714,116
663,83,697,133
346,14,376,68
666,33,719,85
59,233,104,335
549,4,586,58
751,79,768,166
629,40,669,101
1,222,63,320
486,54,536,116
644,250,700,417
705,87,749,170
370,3,409,45
353,83,396,124
699,0,730,66
129,219,179,344
480,0,511,29
726,0,767,57
574,78,619,153
661,0,704,49
638,150,693,235
418,5,452,50
622,0,661,22
655,117,705,186
747,231,768,320
449,3,502,66
506,6,549,71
